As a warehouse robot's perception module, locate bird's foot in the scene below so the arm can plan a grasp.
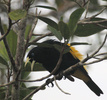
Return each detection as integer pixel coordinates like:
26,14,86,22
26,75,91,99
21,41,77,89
56,72,64,80
46,78,54,87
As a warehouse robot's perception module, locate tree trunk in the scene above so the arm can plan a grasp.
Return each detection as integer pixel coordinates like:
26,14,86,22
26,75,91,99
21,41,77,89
11,18,26,100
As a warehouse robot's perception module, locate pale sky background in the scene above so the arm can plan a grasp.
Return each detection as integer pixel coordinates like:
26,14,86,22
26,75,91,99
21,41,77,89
24,0,107,100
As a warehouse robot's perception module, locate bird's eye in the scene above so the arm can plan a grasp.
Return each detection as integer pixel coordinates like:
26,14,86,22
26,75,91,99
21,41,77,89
31,53,35,57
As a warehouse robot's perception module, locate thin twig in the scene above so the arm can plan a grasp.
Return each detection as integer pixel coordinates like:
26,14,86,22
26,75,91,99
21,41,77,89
23,9,40,59
82,34,107,63
0,81,14,87
94,52,107,57
26,9,39,45
96,23,107,29
84,56,107,65
90,7,107,19
82,0,89,7
22,82,46,100
84,0,90,18
74,0,82,7
28,32,52,46
54,76,71,95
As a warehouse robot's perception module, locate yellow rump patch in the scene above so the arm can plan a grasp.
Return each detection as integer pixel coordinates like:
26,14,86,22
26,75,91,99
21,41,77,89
67,44,87,70
67,44,83,60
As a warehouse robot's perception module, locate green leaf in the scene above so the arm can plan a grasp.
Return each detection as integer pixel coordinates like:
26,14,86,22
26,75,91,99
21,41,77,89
35,5,57,11
0,87,6,100
0,56,8,67
0,87,6,93
58,21,70,39
25,25,32,40
74,18,107,37
20,83,33,100
0,25,17,60
6,29,17,58
21,71,30,79
48,25,62,40
37,16,58,30
8,9,27,20
0,41,8,61
68,8,85,35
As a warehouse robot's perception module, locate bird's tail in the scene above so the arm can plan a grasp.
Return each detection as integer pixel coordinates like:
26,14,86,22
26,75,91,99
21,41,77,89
84,79,103,96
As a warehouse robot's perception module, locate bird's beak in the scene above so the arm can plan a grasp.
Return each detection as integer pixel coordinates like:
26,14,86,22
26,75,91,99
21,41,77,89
25,57,35,71
25,57,30,67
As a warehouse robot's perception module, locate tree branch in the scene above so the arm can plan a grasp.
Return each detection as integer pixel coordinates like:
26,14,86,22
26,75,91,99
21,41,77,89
82,34,107,63
0,81,14,87
0,18,16,71
84,56,107,65
28,32,52,46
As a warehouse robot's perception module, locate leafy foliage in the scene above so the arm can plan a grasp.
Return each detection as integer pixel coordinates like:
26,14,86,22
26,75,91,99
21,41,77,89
37,16,58,30
68,8,85,36
74,18,107,36
48,25,62,40
58,21,70,39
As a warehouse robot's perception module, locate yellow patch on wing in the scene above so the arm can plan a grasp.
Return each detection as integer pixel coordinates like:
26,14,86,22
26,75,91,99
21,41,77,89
67,44,87,71
67,44,83,60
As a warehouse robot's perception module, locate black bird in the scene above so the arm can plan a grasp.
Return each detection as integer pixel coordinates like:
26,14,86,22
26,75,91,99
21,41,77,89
26,40,103,96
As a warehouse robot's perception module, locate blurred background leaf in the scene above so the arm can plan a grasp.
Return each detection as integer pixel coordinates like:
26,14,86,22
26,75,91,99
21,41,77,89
8,9,27,20
74,18,107,36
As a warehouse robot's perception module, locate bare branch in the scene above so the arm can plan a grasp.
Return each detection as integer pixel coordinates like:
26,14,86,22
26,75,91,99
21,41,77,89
84,0,90,18
0,81,14,87
90,7,107,19
96,23,107,29
94,52,107,57
22,82,46,100
54,76,71,95
84,56,107,65
28,32,52,46
82,34,107,63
